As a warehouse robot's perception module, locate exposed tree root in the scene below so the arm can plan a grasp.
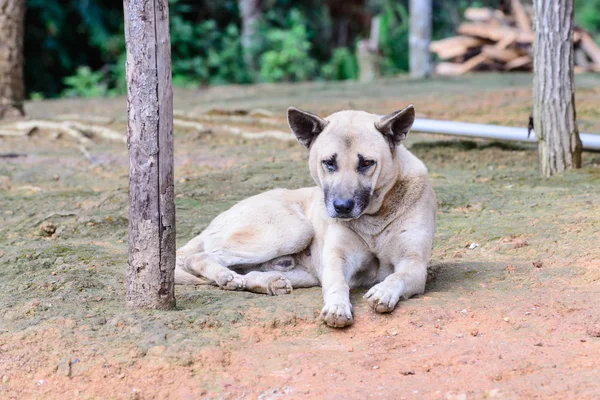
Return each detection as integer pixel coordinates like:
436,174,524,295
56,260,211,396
173,119,212,134
220,125,295,142
0,119,126,145
174,109,285,129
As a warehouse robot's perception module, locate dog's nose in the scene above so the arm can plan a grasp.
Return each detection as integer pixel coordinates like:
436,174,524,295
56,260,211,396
333,199,355,216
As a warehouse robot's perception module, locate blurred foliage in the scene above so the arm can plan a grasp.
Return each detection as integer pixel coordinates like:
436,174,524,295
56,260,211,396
321,47,359,80
575,0,600,39
62,66,109,98
375,0,410,74
258,10,318,82
23,0,600,98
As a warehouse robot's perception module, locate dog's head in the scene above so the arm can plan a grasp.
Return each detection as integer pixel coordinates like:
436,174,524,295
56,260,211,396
287,105,415,219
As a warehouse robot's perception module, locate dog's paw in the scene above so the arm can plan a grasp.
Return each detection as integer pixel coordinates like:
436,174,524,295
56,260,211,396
216,270,245,291
320,302,353,328
364,281,401,313
267,274,293,296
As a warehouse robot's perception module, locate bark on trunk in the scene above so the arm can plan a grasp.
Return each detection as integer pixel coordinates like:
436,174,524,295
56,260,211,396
409,0,432,78
238,0,262,73
0,0,25,119
533,0,581,177
123,0,176,309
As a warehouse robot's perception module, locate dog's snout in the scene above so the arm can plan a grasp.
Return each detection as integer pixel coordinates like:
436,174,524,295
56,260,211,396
333,199,355,216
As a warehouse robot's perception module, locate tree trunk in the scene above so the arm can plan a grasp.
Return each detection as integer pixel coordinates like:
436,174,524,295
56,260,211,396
0,0,25,119
533,0,581,177
357,17,381,83
123,0,176,309
409,0,432,78
238,0,262,73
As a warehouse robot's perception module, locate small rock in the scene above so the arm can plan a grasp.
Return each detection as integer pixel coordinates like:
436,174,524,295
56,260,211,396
468,243,479,250
40,221,56,236
372,365,379,370
586,324,600,338
130,389,140,400
513,240,529,249
401,369,415,375
147,345,166,356
533,260,543,269
503,317,510,322
534,341,543,347
2,375,9,383
445,392,467,400
470,329,479,337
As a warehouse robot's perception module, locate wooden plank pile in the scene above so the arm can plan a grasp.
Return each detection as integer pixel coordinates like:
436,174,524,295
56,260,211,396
430,0,600,75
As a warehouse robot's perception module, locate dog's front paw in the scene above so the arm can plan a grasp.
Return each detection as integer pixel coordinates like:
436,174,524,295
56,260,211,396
216,270,245,291
364,281,401,313
320,302,353,328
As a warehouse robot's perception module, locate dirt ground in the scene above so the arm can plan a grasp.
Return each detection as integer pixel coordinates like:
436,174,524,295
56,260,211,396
1,74,600,399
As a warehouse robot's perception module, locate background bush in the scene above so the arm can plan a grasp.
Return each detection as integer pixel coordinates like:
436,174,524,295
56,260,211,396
24,0,600,99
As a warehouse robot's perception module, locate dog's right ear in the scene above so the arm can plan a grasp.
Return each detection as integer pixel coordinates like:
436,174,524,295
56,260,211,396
287,107,328,148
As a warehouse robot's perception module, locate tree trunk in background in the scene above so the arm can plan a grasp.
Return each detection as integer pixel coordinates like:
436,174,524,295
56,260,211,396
0,0,25,119
123,0,176,309
357,17,380,82
533,0,581,177
238,0,262,73
409,0,432,78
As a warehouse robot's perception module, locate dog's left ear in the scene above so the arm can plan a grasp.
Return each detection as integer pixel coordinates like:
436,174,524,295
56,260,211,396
375,104,415,150
287,107,328,148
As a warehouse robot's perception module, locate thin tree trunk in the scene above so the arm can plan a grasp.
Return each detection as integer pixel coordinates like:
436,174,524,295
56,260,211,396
409,0,432,78
238,0,262,73
0,0,25,119
357,17,381,83
533,0,581,177
123,0,176,309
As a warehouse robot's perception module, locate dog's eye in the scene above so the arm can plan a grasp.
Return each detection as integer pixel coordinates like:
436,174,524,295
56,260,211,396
322,159,337,172
358,159,375,172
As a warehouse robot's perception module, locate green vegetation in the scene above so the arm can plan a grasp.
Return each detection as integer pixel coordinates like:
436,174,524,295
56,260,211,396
24,0,600,98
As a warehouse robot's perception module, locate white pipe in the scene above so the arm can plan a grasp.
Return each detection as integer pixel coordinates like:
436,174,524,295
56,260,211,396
412,118,600,151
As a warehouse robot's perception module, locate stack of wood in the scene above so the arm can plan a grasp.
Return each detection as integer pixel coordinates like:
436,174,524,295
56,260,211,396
430,0,600,75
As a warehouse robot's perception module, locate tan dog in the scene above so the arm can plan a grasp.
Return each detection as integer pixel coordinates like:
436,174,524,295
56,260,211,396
175,105,436,328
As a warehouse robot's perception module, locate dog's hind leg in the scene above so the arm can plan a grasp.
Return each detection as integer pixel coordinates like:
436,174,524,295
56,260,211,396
243,271,292,295
183,252,246,291
243,256,320,295
175,254,208,285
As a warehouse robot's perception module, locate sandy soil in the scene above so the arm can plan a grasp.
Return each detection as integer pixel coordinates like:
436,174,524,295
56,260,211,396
1,74,600,399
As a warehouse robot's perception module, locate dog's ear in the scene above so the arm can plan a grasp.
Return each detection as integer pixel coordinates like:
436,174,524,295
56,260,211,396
375,104,415,150
287,107,328,148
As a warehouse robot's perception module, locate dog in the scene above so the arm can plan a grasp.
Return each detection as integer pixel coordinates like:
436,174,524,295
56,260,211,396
175,105,436,328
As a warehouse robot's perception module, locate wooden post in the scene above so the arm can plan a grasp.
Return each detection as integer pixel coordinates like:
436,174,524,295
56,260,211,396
123,0,176,309
409,0,432,78
533,0,581,177
0,0,26,119
238,0,263,74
